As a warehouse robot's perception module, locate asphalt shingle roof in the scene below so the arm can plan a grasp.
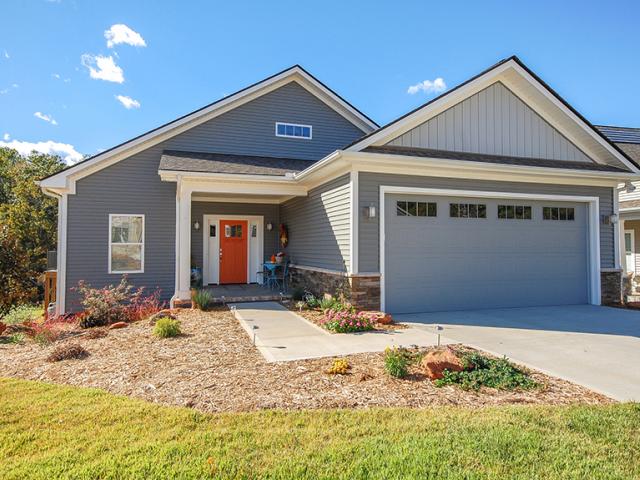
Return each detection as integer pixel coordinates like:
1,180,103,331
363,145,628,172
159,150,313,176
596,125,640,144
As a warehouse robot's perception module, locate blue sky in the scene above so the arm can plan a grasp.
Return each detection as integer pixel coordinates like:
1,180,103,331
1,0,638,164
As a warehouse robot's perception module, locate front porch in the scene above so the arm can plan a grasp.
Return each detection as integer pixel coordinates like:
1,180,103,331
202,283,291,303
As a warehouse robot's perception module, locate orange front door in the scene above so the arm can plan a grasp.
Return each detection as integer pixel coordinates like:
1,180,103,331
219,220,248,284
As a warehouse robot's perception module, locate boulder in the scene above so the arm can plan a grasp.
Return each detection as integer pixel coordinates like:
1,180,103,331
109,321,128,330
421,348,465,380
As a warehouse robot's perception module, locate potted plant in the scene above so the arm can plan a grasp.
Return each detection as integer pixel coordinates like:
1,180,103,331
275,251,286,264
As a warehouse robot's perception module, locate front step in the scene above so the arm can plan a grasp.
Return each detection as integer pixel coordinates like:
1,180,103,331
625,294,640,303
211,293,292,304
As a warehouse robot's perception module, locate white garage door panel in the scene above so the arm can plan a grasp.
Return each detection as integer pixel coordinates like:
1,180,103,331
384,194,589,314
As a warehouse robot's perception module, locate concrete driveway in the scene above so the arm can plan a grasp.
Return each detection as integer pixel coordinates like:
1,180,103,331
397,305,640,402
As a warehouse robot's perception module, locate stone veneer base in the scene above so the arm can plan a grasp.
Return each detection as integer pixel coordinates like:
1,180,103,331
289,266,381,311
601,269,622,305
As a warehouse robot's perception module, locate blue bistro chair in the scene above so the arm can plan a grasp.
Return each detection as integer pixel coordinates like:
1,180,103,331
258,262,279,290
272,261,290,292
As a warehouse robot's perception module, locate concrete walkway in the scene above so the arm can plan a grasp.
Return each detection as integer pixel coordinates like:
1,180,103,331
398,305,640,402
230,302,446,362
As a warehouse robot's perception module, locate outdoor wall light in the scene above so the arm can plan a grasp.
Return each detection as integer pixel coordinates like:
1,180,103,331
362,204,376,218
266,222,273,231
193,220,200,231
609,214,619,225
625,181,637,193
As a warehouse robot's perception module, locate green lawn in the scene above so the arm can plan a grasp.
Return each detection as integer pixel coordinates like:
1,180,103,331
1,378,639,479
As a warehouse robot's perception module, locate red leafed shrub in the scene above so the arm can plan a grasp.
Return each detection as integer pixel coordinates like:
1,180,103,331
74,276,164,328
23,321,60,346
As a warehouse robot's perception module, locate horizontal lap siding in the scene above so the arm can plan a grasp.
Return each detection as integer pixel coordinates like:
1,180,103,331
66,145,176,310
358,172,614,272
389,82,592,163
190,202,279,269
280,174,351,271
165,82,366,161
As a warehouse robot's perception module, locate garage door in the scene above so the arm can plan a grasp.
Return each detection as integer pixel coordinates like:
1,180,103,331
384,194,589,314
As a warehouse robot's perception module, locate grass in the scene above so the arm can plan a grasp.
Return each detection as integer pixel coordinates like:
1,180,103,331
1,378,640,479
1,305,43,325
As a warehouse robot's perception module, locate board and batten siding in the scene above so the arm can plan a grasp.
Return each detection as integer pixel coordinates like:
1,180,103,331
190,202,280,270
64,81,368,311
165,81,366,161
388,82,593,163
280,174,351,272
358,172,615,272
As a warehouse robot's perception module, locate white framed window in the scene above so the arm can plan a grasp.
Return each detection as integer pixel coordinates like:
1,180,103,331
109,214,144,273
275,122,312,139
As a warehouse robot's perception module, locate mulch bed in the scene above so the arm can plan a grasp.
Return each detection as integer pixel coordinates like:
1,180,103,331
288,304,408,332
0,307,612,412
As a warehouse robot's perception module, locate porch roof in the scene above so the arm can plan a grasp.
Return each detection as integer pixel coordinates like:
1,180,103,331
160,150,313,176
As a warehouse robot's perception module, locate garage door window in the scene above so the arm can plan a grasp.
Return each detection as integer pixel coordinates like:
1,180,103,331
397,201,437,217
543,207,575,221
498,205,532,220
449,203,486,219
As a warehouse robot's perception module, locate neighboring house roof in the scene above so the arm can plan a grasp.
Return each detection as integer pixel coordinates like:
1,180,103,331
159,150,311,176
364,145,628,172
345,56,640,173
40,64,377,191
596,125,640,144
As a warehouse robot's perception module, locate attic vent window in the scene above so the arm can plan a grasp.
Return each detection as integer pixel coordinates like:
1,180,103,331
276,122,312,139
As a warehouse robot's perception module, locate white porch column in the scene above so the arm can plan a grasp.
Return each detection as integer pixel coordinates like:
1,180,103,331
174,179,192,302
619,218,626,272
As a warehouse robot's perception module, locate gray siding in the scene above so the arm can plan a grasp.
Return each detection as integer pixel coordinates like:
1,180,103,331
65,80,365,310
358,172,615,272
66,144,176,310
165,82,366,161
280,174,351,271
190,202,280,269
388,82,592,163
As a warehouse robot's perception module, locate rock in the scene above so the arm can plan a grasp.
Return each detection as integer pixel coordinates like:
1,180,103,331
0,322,6,336
148,311,177,325
421,348,465,380
368,311,393,325
109,321,128,329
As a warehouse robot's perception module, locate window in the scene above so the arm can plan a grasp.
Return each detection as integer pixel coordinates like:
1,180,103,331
224,224,243,238
109,214,144,273
449,203,486,218
543,207,575,221
498,205,532,220
275,122,312,139
396,200,437,217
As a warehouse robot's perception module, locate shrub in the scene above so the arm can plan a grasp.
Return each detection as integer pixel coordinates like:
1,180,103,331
434,352,539,391
1,305,43,325
192,289,214,311
384,347,411,378
320,310,375,333
154,318,181,338
0,333,25,344
304,292,319,309
75,277,164,328
46,343,89,362
327,358,350,375
24,321,59,346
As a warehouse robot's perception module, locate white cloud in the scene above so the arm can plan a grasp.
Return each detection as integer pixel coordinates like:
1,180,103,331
80,54,124,83
3,133,10,141
0,139,83,164
52,73,60,79
34,111,58,125
105,24,146,48
3,50,8,59
115,94,140,109
407,77,447,95
0,89,8,95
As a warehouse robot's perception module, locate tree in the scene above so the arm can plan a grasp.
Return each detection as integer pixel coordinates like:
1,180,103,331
0,148,66,314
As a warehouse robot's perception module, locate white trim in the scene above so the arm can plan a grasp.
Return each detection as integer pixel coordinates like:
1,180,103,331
614,188,621,269
275,122,313,139
108,214,145,274
192,196,283,204
624,229,636,275
203,214,264,285
346,58,639,173
379,185,601,312
57,193,67,314
40,66,376,191
349,170,359,274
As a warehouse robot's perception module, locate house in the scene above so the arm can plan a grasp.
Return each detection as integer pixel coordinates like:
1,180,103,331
40,56,640,315
598,126,640,290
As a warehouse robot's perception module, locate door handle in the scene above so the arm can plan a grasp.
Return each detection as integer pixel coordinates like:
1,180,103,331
219,248,223,260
